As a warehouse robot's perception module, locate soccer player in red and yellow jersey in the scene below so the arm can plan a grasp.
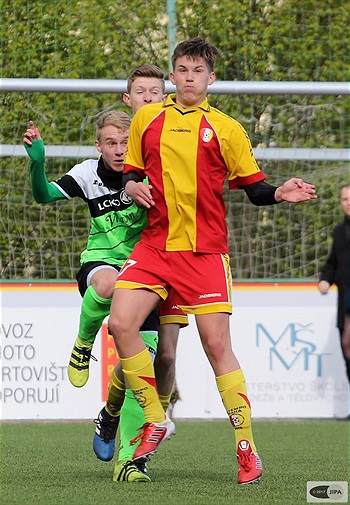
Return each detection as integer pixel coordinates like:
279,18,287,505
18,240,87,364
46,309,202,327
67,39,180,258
107,39,318,485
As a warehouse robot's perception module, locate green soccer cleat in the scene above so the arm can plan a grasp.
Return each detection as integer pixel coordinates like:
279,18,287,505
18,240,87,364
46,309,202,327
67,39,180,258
68,337,96,388
113,459,151,483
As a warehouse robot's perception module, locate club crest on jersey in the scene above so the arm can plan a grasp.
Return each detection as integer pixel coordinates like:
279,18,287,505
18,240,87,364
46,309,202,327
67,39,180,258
120,190,133,205
200,127,213,143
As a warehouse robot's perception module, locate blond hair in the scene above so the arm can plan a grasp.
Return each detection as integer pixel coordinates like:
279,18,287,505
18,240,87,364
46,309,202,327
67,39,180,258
95,110,131,140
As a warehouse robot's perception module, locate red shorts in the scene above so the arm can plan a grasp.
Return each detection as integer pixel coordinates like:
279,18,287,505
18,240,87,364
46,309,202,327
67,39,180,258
116,242,232,315
158,290,189,327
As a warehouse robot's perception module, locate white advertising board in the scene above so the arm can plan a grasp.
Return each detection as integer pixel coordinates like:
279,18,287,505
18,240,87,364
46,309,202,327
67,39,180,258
1,281,348,420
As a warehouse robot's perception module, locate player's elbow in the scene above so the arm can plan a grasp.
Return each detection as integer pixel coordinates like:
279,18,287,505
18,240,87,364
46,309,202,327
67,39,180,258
32,193,52,204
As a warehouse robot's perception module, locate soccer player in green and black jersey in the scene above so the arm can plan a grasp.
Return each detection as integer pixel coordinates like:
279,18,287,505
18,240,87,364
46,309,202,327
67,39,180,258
23,111,156,389
23,109,177,483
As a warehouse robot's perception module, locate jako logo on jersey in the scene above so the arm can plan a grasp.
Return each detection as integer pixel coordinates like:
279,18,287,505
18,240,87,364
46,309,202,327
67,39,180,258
200,128,213,143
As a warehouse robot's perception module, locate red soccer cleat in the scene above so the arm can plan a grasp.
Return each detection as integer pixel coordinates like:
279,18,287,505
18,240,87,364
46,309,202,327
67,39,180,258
131,415,176,460
236,439,262,485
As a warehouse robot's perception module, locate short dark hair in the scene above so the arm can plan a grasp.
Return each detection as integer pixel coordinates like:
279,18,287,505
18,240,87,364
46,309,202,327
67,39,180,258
127,64,165,93
171,38,222,72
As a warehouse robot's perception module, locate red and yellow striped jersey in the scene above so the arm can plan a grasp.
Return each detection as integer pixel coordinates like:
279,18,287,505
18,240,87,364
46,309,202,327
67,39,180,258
124,94,265,253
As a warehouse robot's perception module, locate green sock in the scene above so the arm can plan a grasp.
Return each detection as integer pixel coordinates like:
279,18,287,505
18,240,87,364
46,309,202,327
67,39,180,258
118,388,146,460
117,330,158,461
78,285,111,344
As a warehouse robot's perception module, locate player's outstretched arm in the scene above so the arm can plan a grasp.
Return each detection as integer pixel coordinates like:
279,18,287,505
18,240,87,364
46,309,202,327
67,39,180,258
23,120,65,204
23,120,45,164
274,178,317,203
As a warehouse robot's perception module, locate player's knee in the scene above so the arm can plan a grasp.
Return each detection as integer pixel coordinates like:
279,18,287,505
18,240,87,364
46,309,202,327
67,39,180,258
108,315,127,340
203,338,227,363
94,280,115,299
92,271,118,299
155,350,175,371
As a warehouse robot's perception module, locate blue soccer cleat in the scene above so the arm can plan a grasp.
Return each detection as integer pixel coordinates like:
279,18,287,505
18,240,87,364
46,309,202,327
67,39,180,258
93,407,119,461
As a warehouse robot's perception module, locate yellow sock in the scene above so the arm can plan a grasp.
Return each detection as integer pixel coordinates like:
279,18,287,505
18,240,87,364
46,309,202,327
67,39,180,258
120,348,164,423
105,370,125,416
216,369,256,451
159,394,172,412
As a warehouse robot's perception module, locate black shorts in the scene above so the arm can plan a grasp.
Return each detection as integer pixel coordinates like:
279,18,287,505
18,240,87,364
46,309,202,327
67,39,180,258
76,261,159,332
76,261,120,297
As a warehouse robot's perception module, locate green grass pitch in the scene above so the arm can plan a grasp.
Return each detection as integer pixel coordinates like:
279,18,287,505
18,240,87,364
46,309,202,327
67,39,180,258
1,419,349,505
